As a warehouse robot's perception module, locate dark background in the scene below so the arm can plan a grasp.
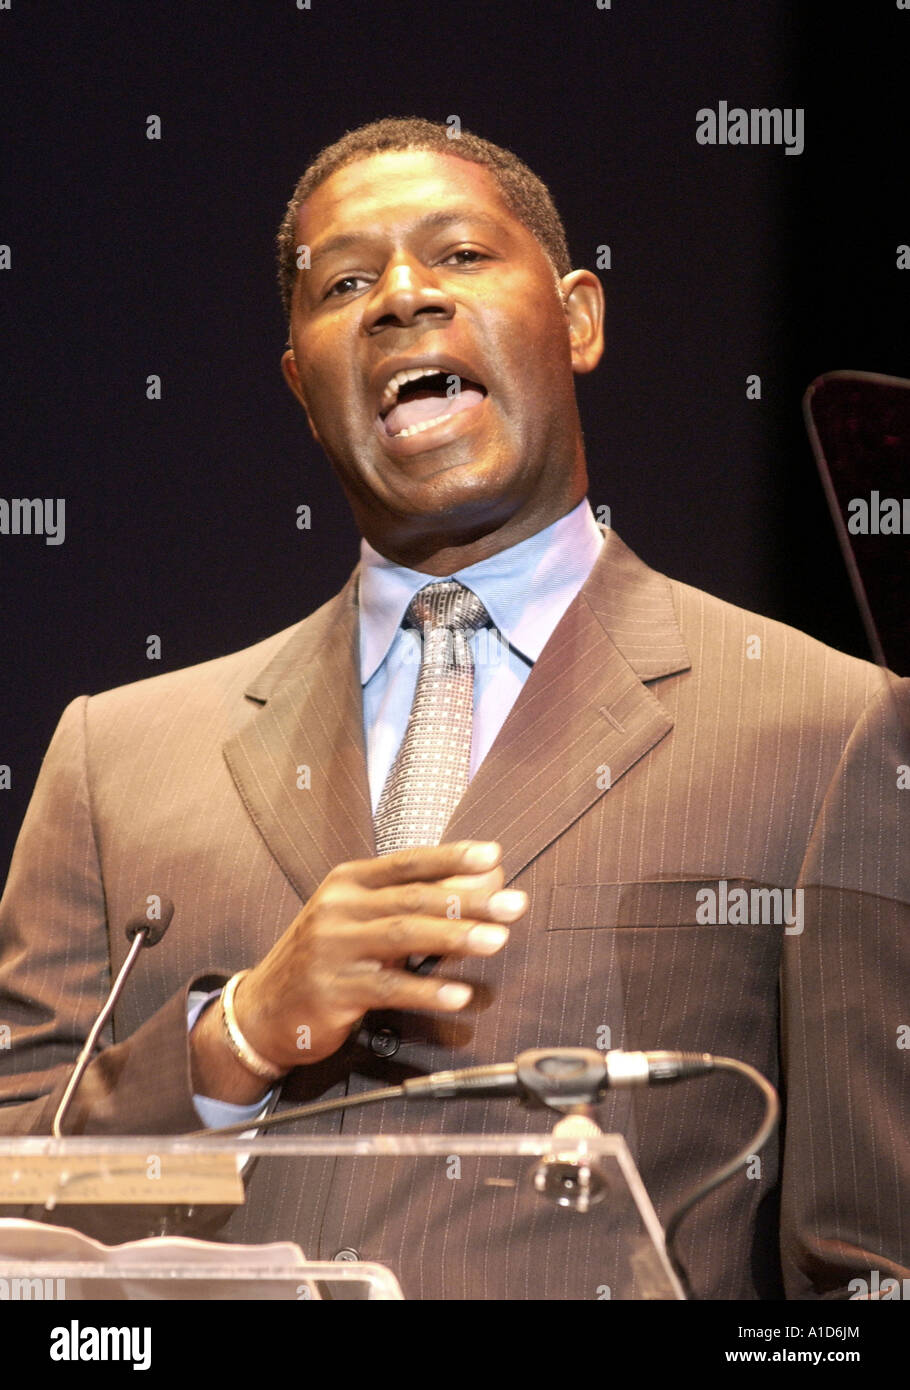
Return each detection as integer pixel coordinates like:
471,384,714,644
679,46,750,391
1,0,907,880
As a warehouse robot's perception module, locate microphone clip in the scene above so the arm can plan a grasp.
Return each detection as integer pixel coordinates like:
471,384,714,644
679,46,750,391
516,1047,609,1113
517,1050,613,1210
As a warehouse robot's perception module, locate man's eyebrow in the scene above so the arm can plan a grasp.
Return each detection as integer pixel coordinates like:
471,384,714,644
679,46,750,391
308,209,507,267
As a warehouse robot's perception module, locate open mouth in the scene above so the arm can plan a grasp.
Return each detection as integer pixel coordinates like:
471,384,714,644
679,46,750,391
377,366,488,439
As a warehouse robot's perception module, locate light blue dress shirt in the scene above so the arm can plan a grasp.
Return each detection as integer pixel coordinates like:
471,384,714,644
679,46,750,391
190,498,605,1126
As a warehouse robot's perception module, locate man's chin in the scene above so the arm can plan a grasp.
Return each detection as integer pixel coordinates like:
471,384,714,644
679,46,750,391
375,444,520,507
343,447,523,549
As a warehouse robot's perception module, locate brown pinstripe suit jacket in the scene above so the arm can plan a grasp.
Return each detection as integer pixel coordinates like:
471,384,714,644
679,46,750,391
1,526,908,1299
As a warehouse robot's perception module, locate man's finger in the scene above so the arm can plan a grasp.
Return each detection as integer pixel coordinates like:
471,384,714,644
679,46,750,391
436,867,505,897
337,962,477,1014
347,841,502,888
345,916,511,961
359,881,527,928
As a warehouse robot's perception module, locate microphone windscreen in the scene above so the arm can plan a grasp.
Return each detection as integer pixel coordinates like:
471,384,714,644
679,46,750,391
124,897,175,947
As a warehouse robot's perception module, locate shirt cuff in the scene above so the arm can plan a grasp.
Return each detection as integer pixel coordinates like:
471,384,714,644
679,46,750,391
187,988,275,1128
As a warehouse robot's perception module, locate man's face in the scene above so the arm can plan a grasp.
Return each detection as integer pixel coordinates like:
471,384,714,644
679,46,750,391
282,149,602,558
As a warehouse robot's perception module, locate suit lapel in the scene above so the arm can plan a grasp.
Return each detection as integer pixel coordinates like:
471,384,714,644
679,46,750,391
224,527,691,898
444,528,691,883
223,570,376,904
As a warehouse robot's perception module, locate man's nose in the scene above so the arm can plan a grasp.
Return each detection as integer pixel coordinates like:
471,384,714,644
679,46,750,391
362,256,455,334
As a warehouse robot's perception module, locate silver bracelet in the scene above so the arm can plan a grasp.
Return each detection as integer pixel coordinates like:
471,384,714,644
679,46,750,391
220,970,285,1081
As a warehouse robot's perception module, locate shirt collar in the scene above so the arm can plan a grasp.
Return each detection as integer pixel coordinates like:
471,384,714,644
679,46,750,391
358,498,604,683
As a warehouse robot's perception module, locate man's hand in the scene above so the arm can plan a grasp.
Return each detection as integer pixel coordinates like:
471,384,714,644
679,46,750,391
189,841,526,1104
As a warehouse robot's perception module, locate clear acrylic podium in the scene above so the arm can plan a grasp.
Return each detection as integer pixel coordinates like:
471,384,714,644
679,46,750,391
0,1133,685,1299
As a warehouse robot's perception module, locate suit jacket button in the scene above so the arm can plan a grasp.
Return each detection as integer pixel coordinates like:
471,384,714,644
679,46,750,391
333,1247,361,1262
369,1026,400,1057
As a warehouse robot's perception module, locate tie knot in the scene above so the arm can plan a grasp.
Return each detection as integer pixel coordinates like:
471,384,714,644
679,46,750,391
405,580,490,635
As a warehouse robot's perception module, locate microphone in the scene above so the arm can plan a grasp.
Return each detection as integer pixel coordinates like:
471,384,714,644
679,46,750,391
51,899,175,1138
399,1047,716,1104
197,1047,720,1137
401,1050,712,1217
124,906,172,948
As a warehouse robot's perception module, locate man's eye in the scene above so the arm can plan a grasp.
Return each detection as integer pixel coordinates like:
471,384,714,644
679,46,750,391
443,249,486,266
325,275,367,298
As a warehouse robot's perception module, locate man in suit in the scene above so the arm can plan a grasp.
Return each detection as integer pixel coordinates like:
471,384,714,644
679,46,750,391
1,118,908,1300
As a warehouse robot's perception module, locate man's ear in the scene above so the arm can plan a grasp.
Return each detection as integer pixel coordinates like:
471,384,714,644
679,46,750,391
281,346,322,444
559,270,605,374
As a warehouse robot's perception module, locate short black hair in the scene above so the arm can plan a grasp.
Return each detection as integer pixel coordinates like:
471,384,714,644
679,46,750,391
276,117,572,319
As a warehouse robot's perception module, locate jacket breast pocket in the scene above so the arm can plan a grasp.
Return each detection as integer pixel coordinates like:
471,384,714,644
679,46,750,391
536,880,783,1072
547,878,764,930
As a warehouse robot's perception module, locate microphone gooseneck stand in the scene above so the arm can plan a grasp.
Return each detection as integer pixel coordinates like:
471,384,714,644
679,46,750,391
51,900,175,1139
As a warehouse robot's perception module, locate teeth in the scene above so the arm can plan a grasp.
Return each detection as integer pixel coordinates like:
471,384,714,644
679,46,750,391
379,365,449,415
393,411,453,439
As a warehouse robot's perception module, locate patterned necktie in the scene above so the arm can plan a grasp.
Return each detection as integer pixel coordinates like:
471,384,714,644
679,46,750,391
374,580,491,856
